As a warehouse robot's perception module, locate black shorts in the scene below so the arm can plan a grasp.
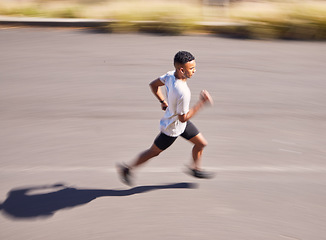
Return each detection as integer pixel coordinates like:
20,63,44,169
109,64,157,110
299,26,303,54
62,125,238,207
154,121,200,151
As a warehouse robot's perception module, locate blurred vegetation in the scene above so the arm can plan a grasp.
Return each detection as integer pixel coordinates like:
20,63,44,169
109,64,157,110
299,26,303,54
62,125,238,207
226,1,326,40
0,0,325,39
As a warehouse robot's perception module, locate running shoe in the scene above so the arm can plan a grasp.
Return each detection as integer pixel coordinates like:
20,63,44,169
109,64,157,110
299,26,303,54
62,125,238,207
117,164,133,186
189,168,215,179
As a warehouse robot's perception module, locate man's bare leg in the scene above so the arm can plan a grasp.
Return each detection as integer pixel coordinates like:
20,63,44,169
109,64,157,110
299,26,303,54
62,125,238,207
188,133,214,178
129,144,163,169
188,133,207,170
117,144,163,185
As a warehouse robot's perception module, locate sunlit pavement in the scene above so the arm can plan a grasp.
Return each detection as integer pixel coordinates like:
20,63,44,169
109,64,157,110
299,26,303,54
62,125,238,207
1,28,326,240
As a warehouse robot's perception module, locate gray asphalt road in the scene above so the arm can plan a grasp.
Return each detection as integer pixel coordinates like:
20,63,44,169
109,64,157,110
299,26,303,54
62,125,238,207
1,27,326,240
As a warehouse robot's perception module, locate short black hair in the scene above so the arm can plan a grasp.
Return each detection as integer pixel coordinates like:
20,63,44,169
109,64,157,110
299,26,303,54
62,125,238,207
174,51,195,65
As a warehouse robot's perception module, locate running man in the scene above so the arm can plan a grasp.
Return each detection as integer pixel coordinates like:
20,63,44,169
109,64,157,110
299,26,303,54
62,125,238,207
117,51,214,185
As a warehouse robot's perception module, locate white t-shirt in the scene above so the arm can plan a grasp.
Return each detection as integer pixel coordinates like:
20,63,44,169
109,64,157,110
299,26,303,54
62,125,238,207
159,71,191,137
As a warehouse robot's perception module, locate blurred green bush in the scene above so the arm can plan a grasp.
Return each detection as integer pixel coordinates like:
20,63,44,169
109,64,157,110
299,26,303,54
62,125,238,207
0,0,325,39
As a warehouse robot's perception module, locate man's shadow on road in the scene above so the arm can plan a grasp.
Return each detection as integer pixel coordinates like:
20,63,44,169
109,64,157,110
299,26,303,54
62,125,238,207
0,182,197,219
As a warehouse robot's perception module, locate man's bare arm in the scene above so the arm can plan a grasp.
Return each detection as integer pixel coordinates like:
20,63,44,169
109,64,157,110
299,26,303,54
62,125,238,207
178,90,213,123
149,78,168,110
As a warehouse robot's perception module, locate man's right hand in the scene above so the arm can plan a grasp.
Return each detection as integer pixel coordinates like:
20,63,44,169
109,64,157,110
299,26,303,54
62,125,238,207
161,101,168,111
200,90,213,105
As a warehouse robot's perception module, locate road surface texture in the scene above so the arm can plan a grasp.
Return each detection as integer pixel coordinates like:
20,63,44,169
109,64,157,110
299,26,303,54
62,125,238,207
1,27,326,240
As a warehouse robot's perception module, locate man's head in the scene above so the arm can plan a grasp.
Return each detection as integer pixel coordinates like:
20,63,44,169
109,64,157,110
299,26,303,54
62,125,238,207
174,51,196,80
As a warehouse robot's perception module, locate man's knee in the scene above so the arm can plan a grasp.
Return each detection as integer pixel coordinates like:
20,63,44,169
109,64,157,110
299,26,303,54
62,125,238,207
149,144,163,157
196,139,207,149
151,150,161,157
190,133,208,149
203,140,208,148
200,140,208,149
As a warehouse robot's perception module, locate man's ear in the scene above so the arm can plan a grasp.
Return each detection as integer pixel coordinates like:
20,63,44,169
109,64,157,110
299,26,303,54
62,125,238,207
180,67,185,74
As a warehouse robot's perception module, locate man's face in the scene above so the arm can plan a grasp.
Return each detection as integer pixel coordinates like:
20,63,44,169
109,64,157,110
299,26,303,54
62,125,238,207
182,60,196,79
